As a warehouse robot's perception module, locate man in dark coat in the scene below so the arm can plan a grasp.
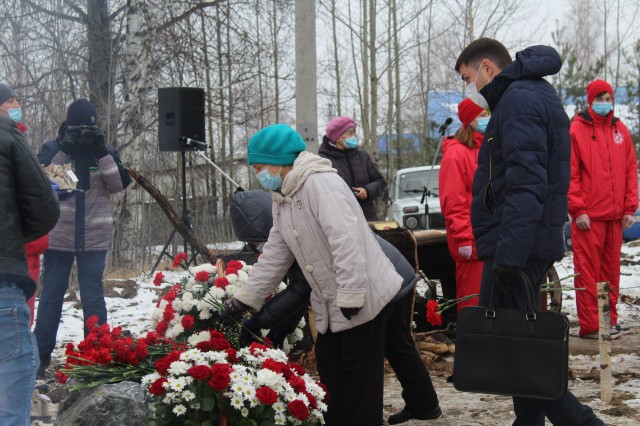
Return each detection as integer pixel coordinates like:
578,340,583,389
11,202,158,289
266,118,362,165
456,37,604,425
0,111,59,424
318,116,386,221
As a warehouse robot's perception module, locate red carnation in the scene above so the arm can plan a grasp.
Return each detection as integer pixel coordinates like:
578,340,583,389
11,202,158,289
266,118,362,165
256,386,279,405
188,365,212,381
208,363,232,390
262,358,286,374
195,271,210,283
154,350,182,375
288,399,310,421
86,315,99,330
148,377,168,395
155,321,168,336
56,370,68,384
225,260,243,272
181,315,195,330
153,272,165,286
426,300,442,326
288,375,306,393
214,277,229,289
173,252,188,268
163,305,175,322
248,342,270,355
287,362,305,376
195,341,214,352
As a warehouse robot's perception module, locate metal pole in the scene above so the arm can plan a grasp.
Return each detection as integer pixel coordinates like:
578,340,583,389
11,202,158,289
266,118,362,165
295,0,319,153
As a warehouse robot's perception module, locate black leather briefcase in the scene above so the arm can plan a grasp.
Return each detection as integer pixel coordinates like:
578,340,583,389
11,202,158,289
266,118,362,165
453,274,569,400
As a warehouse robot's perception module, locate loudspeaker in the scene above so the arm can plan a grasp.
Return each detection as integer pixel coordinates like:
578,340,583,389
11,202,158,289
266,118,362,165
158,87,206,152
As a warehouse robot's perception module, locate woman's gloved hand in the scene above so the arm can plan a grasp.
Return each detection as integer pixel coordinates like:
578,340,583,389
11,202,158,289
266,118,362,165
221,298,251,324
340,307,361,320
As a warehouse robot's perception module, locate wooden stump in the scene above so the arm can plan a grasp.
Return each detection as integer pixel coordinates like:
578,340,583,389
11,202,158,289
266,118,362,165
597,281,612,404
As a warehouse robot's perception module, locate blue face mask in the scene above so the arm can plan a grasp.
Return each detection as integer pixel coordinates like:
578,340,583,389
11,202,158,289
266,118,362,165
592,102,613,116
475,116,490,134
256,167,283,191
2,107,22,123
344,136,358,149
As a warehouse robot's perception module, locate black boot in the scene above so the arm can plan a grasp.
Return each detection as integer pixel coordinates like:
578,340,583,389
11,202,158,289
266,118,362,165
388,405,443,424
36,355,51,380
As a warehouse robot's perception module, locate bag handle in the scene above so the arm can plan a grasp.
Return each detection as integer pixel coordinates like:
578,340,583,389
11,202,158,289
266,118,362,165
486,271,537,320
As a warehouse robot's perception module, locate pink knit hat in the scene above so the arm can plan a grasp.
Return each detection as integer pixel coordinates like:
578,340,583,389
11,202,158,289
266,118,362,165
326,116,357,143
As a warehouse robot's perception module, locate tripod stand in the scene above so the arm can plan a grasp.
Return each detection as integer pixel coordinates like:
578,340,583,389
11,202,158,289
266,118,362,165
151,146,200,274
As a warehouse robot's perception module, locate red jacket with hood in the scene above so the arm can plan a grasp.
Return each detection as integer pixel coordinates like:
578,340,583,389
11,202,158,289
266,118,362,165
439,131,484,261
568,107,638,221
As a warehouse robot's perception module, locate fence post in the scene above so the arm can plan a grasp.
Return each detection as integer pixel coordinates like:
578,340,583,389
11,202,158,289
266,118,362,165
597,281,612,404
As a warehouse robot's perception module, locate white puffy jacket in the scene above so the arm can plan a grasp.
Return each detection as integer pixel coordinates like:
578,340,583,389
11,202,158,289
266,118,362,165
234,151,402,333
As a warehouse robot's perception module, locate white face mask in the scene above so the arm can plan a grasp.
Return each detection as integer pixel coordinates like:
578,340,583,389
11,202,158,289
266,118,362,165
466,62,490,110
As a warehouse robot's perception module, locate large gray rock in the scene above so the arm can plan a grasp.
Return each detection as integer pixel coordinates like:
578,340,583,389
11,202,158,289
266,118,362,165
55,381,150,425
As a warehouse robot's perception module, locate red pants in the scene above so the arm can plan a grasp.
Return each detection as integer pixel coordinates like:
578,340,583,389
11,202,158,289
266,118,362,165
455,260,483,311
572,220,622,335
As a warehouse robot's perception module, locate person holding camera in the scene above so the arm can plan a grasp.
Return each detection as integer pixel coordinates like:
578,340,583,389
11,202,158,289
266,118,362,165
34,99,131,378
318,116,386,221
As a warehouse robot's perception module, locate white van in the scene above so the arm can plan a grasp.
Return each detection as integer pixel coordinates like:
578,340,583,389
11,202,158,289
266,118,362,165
385,165,444,230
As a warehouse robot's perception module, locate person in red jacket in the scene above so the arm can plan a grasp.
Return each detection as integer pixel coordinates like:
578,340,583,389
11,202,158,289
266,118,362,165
439,98,489,310
0,82,50,327
569,79,638,338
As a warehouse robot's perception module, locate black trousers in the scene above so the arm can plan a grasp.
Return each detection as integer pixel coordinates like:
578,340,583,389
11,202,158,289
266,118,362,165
385,289,439,415
315,303,391,426
480,258,604,426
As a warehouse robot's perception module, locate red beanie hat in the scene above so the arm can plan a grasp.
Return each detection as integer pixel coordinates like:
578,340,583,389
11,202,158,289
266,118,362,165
326,116,357,143
457,98,484,127
587,79,614,105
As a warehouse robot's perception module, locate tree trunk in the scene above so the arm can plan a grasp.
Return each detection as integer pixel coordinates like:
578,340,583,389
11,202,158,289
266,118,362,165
368,0,378,151
331,0,342,116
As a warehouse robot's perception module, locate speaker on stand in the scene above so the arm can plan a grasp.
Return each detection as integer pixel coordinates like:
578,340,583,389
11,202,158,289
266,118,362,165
152,88,207,274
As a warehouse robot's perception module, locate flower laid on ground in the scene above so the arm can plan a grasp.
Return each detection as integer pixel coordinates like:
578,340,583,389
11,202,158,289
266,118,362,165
58,316,180,390
425,294,479,326
141,339,327,425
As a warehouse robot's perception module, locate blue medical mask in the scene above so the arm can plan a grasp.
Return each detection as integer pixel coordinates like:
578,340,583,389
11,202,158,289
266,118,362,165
1,107,22,123
592,102,613,116
256,167,283,191
344,136,358,149
475,117,490,134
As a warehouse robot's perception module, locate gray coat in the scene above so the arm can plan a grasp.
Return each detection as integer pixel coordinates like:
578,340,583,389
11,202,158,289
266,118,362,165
234,152,402,333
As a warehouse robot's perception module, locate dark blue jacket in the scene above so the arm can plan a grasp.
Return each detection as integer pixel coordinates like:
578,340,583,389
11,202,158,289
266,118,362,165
471,45,570,268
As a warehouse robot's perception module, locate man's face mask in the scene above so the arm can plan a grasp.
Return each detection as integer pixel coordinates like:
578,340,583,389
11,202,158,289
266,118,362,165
466,61,490,110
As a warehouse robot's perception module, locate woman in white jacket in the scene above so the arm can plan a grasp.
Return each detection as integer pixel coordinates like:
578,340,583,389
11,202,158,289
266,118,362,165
223,124,403,425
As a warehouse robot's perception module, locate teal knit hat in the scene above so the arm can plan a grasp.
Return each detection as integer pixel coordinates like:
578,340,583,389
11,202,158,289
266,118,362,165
248,124,307,165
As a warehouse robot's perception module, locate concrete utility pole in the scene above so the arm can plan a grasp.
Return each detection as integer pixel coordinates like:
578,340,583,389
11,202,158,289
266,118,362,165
295,0,319,153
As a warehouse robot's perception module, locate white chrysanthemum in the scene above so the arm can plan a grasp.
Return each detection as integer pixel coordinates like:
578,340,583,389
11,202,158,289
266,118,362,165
282,340,291,354
168,361,190,376
231,383,248,395
180,348,201,362
182,390,196,402
291,327,304,343
229,395,244,410
297,317,306,328
173,404,187,416
241,407,250,417
187,330,211,347
225,273,238,283
163,392,179,404
171,299,184,312
141,372,161,387
167,376,188,392
275,416,286,425
273,401,286,414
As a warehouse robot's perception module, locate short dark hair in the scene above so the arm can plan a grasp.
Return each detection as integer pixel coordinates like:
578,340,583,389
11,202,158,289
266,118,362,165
455,38,512,72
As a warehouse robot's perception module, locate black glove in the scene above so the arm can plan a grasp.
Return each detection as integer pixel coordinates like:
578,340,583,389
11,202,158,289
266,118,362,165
491,263,521,302
59,129,77,155
240,317,263,347
221,298,251,324
80,127,108,158
340,307,361,320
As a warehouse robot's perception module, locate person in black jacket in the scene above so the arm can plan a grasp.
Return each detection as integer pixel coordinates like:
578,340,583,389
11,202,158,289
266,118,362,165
318,116,385,221
0,113,59,424
229,189,441,425
456,37,603,426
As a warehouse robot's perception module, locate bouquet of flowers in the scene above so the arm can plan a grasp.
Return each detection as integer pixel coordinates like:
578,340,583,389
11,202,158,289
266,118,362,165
152,256,305,353
143,337,327,425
